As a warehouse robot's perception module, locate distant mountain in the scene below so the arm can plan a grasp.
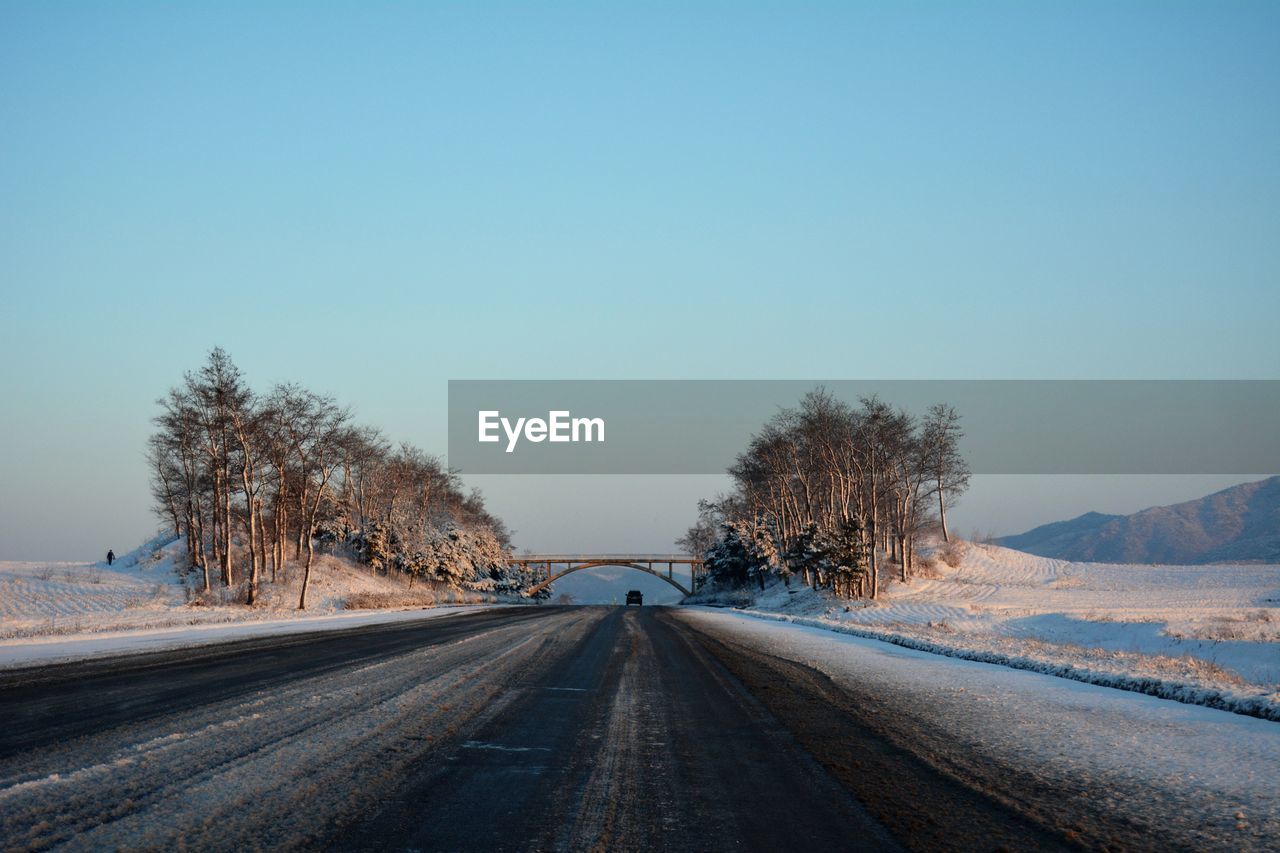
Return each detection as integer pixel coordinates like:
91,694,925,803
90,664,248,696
998,476,1280,564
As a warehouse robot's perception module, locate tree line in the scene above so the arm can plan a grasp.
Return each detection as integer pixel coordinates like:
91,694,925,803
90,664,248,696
147,348,529,608
679,389,970,599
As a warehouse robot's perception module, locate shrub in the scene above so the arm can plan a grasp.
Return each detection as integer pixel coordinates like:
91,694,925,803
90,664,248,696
913,554,943,579
938,539,965,568
344,590,439,609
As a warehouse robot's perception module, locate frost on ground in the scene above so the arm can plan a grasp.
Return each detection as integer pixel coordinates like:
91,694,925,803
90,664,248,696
678,608,1280,849
0,610,596,851
699,541,1280,720
0,535,506,666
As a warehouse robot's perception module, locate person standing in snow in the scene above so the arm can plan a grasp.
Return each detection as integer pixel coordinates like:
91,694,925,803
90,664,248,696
107,549,115,566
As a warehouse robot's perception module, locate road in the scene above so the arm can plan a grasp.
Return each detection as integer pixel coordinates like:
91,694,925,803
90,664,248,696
0,606,1268,851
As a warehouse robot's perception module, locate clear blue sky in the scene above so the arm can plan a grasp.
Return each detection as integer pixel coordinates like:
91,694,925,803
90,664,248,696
1,2,1277,560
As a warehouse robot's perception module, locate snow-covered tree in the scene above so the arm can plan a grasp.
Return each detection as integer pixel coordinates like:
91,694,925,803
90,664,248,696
920,403,971,544
147,348,533,606
784,523,823,588
687,389,965,599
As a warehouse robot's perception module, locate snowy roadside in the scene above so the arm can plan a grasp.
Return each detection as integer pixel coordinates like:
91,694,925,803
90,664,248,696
0,536,528,667
683,542,1280,721
707,605,1280,721
677,608,1280,846
0,604,509,671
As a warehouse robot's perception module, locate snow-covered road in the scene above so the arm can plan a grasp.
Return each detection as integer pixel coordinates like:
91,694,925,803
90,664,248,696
2,605,1275,851
1,607,892,852
1,608,568,849
0,603,503,670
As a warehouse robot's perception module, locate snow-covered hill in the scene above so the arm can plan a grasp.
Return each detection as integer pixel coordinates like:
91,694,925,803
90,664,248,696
0,535,491,643
721,541,1280,718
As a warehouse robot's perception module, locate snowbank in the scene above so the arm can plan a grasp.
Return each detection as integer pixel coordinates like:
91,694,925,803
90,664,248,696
700,541,1280,721
678,608,1280,844
724,608,1280,721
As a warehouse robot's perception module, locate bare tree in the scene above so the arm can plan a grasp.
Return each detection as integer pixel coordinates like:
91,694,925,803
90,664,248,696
696,390,969,599
183,348,249,587
921,403,971,543
153,387,211,590
339,426,390,536
229,389,266,604
148,349,530,606
676,499,722,556
261,384,306,583
296,399,350,609
145,434,183,541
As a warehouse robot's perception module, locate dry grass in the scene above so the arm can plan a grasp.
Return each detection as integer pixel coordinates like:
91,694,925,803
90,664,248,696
911,556,945,580
1166,610,1280,642
684,585,756,607
938,539,966,568
343,590,441,609
830,618,1259,692
188,584,254,608
123,583,170,609
938,632,1252,688
1050,573,1085,589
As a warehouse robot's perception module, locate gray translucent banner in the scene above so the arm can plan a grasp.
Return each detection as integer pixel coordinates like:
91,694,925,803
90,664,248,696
447,380,1279,475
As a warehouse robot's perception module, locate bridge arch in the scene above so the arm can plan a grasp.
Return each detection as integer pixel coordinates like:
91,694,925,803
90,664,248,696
512,554,704,599
526,562,692,597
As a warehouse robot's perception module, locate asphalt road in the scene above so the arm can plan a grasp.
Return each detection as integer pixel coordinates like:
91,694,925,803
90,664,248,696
0,606,1129,851
0,607,555,759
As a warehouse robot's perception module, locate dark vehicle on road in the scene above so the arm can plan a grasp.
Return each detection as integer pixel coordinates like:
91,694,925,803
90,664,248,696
625,590,643,606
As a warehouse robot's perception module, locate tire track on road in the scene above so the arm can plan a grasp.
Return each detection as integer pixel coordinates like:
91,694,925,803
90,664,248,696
0,608,593,851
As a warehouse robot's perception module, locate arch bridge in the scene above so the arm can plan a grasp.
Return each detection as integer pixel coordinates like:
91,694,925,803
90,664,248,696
512,554,705,597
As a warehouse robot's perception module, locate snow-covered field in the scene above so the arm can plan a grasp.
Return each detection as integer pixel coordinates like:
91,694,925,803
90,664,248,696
712,542,1280,719
0,536,504,667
